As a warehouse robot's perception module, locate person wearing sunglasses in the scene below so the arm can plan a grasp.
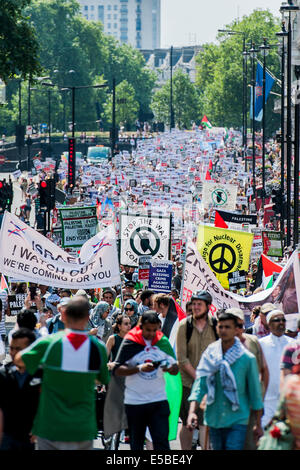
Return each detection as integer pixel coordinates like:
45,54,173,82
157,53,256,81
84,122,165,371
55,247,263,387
106,315,132,367
259,310,295,429
225,307,269,450
123,300,140,328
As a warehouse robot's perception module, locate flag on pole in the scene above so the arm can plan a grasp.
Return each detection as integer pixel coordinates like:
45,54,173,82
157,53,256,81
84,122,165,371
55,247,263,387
250,62,275,122
205,170,212,181
201,115,213,129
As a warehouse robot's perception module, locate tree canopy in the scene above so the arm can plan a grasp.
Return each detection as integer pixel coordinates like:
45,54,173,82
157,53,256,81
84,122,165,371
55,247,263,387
195,9,281,136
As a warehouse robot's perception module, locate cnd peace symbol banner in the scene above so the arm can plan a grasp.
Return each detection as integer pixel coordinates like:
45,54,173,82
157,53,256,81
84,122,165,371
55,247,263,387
119,213,171,267
197,225,253,289
202,182,238,211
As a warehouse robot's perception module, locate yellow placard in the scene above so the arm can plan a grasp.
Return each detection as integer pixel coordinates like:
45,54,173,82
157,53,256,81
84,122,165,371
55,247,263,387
197,225,254,289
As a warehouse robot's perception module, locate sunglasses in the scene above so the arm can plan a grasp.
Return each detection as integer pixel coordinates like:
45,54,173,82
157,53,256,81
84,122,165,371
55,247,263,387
124,307,134,311
270,318,286,323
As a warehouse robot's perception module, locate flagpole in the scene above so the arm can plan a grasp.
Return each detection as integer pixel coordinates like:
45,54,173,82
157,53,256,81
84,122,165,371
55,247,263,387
250,42,257,196
260,38,270,210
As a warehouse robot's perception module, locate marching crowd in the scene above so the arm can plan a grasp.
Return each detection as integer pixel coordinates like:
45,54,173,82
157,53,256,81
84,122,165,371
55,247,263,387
0,127,299,452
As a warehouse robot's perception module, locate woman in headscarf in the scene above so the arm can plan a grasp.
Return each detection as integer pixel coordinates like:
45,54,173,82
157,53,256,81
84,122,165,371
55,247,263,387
91,301,113,343
123,299,139,328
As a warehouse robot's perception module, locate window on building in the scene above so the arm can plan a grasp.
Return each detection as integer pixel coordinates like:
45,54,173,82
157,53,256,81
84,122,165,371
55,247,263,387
114,23,118,29
114,14,117,19
84,5,88,10
90,5,94,11
107,23,111,29
98,5,104,22
107,4,112,10
114,4,118,10
107,14,111,19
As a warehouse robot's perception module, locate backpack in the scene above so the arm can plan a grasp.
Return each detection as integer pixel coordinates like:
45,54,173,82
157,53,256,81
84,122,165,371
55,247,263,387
186,315,219,344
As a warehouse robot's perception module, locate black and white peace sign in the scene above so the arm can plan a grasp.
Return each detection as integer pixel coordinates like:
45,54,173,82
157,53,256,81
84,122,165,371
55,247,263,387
130,226,160,257
212,189,228,206
209,243,236,274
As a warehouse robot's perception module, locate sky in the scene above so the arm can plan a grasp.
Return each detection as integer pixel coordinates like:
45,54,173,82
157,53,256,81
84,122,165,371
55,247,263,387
160,0,283,48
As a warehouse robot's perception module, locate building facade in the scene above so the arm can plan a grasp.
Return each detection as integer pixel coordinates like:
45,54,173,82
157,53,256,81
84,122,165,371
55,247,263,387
78,0,161,50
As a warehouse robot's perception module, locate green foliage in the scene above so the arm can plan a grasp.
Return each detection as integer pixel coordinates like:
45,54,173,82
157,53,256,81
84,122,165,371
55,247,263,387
196,9,281,135
104,80,139,129
3,0,156,134
151,69,199,129
0,0,41,81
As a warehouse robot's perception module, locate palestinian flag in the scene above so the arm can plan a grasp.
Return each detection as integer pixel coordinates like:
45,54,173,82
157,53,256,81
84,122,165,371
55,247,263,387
214,210,229,229
162,297,186,350
114,326,182,441
201,115,212,129
0,274,9,291
254,253,283,290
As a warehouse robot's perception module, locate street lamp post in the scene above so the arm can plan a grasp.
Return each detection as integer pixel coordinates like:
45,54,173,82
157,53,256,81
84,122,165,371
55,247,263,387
249,42,258,196
170,46,175,130
294,65,300,248
27,76,31,172
111,78,116,161
218,30,247,167
276,23,288,235
260,38,270,208
280,1,300,247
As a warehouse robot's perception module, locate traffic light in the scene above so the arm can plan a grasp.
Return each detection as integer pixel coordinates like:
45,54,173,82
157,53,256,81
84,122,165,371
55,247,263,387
39,179,55,210
0,180,13,213
272,188,283,216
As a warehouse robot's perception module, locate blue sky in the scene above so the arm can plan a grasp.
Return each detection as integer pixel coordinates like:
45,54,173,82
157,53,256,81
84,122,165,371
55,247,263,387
161,0,282,47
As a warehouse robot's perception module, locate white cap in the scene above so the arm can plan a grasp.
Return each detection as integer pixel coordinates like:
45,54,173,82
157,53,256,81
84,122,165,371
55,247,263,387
225,307,244,322
266,309,285,324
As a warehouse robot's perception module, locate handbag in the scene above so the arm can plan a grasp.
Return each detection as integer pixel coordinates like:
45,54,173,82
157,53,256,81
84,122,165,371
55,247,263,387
258,399,294,450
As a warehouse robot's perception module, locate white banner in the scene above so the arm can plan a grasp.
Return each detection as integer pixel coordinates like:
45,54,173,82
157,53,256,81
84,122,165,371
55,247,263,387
202,182,238,211
119,213,171,267
182,242,300,329
0,212,121,289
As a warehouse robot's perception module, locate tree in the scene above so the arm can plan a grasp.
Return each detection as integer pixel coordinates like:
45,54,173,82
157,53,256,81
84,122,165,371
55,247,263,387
151,70,199,129
0,0,41,81
103,80,139,129
195,9,281,136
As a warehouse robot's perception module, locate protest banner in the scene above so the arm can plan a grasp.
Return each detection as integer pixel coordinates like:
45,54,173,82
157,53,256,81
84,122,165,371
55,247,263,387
0,211,121,289
138,255,151,281
148,260,173,293
181,241,240,317
8,293,27,316
202,182,238,211
215,210,257,226
59,206,98,248
228,270,247,292
182,242,300,329
119,213,171,267
197,225,253,289
262,230,283,257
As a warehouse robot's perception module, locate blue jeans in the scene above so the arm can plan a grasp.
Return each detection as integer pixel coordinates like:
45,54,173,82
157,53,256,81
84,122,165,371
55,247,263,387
209,424,247,450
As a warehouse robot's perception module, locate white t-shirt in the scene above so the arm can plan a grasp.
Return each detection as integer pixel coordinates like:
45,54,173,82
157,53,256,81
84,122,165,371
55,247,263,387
124,339,176,405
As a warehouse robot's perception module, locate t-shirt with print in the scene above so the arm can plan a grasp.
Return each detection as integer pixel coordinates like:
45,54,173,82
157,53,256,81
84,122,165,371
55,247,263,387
21,329,109,442
124,339,176,405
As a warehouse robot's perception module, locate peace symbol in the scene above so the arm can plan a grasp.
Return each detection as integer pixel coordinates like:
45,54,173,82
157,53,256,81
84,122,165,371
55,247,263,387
130,226,160,257
211,189,228,206
209,243,236,274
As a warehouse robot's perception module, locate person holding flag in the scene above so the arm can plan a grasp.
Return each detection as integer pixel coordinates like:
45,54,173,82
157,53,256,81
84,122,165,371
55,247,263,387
113,311,180,451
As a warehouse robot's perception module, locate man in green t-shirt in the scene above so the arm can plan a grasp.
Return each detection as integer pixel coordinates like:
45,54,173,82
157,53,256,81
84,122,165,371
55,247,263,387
15,297,109,451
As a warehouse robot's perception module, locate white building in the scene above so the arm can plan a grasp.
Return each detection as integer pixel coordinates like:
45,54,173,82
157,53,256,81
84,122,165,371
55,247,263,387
78,0,161,50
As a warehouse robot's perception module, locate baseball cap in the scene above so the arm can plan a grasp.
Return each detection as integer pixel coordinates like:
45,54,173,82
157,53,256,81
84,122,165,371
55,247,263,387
225,307,244,322
125,280,135,288
58,297,72,308
261,303,276,315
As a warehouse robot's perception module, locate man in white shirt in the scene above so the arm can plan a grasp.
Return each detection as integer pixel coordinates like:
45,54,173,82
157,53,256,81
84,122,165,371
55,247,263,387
259,309,295,428
114,311,179,450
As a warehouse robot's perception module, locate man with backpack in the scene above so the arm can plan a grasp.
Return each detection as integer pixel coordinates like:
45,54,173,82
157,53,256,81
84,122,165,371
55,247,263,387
176,290,218,450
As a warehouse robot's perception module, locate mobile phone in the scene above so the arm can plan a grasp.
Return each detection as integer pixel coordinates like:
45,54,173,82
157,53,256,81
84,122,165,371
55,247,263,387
151,360,163,369
29,286,37,301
